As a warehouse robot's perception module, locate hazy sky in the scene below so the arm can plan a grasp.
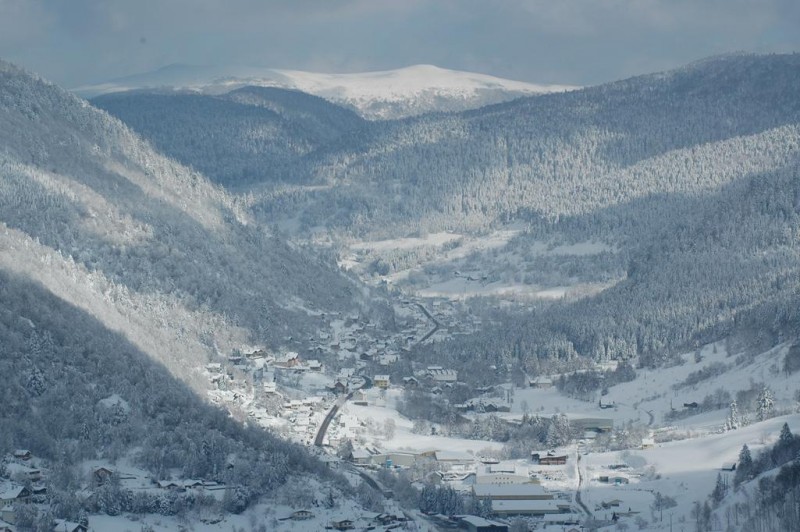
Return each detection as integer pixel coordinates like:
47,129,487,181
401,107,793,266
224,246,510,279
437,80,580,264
1,0,798,88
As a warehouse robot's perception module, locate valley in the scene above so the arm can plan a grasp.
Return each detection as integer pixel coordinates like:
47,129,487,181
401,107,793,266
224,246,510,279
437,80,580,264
1,50,799,532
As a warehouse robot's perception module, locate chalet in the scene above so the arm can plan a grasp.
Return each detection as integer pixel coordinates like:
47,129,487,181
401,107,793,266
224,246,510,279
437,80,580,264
425,367,458,383
306,359,322,372
156,480,184,491
352,390,368,406
0,510,14,529
0,483,31,508
532,454,568,466
291,510,314,520
529,376,553,389
6,463,41,482
274,352,300,368
262,381,279,395
458,515,510,532
183,480,204,489
319,455,341,470
349,448,372,466
402,376,419,387
641,436,655,449
331,380,348,395
91,467,114,487
12,450,31,461
373,375,391,389
684,402,699,409
601,499,623,509
330,518,354,530
52,519,88,532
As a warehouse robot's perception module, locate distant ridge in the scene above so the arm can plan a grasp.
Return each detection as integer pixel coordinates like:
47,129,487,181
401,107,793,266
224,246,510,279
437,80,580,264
74,63,577,119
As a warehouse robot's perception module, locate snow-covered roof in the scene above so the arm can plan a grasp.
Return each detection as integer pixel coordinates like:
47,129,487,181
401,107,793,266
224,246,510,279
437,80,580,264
0,482,27,501
458,515,509,527
491,499,563,513
434,450,473,462
473,483,550,499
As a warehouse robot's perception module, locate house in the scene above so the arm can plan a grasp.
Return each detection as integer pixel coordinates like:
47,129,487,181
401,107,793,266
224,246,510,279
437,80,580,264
529,376,553,389
0,483,31,509
458,515,510,532
402,376,419,388
12,450,31,461
91,467,114,487
319,455,341,470
52,519,88,532
306,360,322,372
540,455,568,466
349,448,372,466
0,505,17,525
684,402,699,409
330,518,354,530
425,367,458,383
156,480,184,491
331,380,348,394
721,462,737,471
6,463,42,482
290,510,314,520
641,436,655,449
373,375,391,389
601,499,623,509
274,352,300,368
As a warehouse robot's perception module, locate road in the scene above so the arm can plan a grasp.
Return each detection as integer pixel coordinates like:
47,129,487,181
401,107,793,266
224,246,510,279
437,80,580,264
575,450,593,518
314,393,350,446
415,302,441,344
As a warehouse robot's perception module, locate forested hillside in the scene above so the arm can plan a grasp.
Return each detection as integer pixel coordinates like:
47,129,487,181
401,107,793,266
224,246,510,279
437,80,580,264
88,53,800,372
0,59,381,512
92,86,365,189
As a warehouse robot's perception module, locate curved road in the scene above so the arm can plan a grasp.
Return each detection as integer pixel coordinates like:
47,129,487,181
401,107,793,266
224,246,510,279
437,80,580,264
415,302,441,344
314,374,372,447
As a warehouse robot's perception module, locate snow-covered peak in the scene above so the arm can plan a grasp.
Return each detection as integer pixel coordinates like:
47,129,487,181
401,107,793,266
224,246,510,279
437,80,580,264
74,63,577,119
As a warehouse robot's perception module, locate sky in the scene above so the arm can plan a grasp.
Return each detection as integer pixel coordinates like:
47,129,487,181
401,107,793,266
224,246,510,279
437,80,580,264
0,0,798,88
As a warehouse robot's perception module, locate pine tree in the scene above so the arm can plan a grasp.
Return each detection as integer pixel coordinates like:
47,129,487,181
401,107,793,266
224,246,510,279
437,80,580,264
757,386,775,421
711,472,728,506
726,400,740,431
778,422,793,446
735,444,753,487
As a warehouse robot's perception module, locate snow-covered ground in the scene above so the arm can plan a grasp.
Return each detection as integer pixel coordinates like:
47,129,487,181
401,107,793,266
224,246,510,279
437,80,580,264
580,414,800,529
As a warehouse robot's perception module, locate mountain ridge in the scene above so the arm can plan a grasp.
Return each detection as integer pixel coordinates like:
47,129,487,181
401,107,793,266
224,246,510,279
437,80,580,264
75,63,577,119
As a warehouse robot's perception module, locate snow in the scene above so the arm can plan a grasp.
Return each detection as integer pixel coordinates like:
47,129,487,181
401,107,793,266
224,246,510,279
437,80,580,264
74,63,577,119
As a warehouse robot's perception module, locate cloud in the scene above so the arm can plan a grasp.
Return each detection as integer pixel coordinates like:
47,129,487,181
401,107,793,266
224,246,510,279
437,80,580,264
0,0,797,87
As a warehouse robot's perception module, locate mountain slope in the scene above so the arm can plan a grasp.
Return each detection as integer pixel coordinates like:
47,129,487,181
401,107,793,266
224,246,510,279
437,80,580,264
92,87,365,188
75,63,575,119
0,59,374,521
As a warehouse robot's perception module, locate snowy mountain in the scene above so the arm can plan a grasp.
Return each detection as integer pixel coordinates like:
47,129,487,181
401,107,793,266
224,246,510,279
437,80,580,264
75,63,576,119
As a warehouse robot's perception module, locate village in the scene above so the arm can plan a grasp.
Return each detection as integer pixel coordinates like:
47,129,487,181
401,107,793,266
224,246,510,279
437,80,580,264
3,295,798,531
